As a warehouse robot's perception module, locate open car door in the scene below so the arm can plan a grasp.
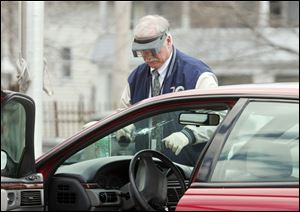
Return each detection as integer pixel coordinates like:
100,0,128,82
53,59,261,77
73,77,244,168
1,91,44,211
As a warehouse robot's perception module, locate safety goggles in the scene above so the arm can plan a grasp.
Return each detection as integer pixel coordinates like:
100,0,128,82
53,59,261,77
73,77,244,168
132,32,167,57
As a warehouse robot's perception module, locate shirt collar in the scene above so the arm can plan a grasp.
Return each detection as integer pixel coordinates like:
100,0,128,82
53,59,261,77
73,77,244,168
150,51,173,79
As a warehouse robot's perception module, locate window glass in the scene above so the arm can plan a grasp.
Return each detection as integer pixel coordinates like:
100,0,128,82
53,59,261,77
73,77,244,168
211,101,299,182
62,106,228,168
1,100,26,177
61,47,72,78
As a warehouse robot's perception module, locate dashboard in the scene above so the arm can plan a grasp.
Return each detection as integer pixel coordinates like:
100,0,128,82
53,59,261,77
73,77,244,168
50,156,192,211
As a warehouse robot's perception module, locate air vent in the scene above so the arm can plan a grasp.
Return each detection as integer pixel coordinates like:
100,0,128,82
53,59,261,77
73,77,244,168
21,191,42,206
58,184,70,191
167,188,180,203
57,184,76,204
167,180,187,203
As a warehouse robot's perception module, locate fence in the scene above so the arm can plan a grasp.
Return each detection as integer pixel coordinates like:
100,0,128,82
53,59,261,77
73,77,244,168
43,101,111,139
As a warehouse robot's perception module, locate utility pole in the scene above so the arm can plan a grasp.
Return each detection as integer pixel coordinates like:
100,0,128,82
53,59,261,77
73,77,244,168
99,1,108,33
112,1,132,109
258,1,270,27
182,1,191,30
18,1,44,158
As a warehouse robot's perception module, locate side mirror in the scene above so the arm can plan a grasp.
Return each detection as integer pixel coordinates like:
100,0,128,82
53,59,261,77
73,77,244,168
1,91,36,178
179,113,220,126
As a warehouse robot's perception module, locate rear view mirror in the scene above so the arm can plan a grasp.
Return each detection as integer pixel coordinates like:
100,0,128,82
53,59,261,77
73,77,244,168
179,112,220,126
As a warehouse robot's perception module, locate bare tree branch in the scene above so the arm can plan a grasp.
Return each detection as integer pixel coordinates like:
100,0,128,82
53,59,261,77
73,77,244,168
228,1,299,55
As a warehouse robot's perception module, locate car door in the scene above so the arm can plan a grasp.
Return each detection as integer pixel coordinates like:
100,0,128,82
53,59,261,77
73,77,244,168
1,91,44,211
177,98,299,211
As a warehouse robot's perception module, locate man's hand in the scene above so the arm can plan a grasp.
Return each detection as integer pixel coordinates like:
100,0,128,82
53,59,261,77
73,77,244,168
162,132,189,155
115,124,135,144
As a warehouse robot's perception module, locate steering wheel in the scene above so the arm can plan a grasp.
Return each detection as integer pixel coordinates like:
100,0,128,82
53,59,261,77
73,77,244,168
129,150,186,211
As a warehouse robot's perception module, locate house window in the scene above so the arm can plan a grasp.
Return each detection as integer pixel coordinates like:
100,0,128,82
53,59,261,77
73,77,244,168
61,47,72,78
269,1,283,27
269,2,299,27
270,1,282,16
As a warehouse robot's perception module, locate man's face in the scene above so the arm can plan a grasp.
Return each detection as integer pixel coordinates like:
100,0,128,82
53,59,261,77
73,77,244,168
141,35,172,69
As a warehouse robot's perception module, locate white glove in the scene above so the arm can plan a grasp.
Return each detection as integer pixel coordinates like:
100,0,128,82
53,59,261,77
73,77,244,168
162,132,189,155
116,124,135,143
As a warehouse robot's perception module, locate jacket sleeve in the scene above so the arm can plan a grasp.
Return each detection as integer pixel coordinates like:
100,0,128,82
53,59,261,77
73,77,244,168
181,110,227,145
118,83,132,111
195,72,218,89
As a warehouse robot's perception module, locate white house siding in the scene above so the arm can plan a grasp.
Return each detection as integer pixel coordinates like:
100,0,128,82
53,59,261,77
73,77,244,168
44,2,109,110
42,2,112,140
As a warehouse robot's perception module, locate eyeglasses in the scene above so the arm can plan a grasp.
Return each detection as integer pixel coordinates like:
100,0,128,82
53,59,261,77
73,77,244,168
132,32,167,57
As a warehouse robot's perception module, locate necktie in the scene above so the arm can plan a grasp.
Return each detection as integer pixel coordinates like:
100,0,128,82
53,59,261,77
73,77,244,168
151,70,163,150
152,70,160,97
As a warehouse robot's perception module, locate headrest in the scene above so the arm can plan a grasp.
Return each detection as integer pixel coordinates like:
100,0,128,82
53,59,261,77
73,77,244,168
246,141,292,179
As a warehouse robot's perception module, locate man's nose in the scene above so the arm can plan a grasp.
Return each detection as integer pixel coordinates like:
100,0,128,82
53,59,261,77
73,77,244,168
141,50,153,57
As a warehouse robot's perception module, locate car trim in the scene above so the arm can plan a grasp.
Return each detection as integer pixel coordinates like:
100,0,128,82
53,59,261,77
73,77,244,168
1,183,44,190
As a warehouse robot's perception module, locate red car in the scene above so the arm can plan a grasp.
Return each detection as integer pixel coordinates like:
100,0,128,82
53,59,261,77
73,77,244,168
1,83,299,211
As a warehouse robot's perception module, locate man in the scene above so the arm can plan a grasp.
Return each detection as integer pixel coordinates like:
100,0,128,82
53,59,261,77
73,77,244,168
117,15,218,158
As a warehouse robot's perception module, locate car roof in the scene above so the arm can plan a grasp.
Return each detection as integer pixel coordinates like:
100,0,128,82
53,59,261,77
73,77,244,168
137,82,299,105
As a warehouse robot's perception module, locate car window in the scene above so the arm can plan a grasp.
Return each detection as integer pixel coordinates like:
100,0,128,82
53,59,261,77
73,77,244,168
63,106,229,167
211,101,299,182
1,100,26,177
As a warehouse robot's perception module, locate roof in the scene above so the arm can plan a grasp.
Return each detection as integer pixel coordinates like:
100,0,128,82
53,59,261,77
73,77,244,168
137,82,299,106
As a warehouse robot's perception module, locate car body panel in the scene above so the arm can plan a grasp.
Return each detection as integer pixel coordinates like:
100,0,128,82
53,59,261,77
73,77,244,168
176,188,299,211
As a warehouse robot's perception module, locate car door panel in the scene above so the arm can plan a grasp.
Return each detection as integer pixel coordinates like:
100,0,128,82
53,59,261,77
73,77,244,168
176,188,299,211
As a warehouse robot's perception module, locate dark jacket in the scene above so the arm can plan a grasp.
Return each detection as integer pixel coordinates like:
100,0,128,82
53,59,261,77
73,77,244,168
128,47,213,104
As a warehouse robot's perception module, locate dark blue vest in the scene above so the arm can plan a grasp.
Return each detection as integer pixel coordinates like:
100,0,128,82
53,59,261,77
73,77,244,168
128,48,213,104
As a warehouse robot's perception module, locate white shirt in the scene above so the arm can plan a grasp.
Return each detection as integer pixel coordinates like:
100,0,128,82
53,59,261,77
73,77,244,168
149,51,173,97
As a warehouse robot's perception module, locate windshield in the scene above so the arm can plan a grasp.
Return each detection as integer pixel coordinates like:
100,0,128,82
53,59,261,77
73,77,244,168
64,107,228,167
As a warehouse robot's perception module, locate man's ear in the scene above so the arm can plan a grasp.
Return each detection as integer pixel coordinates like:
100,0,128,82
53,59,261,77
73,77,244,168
166,34,173,48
